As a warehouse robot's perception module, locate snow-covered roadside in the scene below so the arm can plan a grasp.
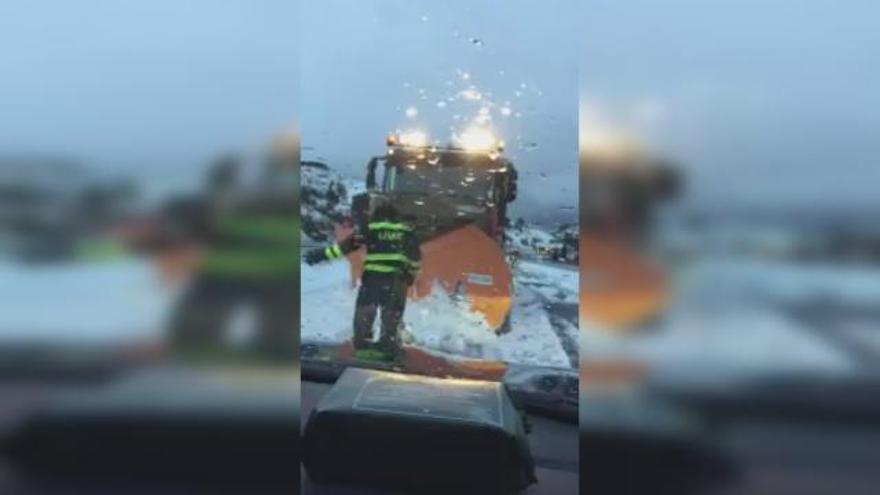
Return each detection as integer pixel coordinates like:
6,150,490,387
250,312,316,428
300,258,577,369
517,260,578,303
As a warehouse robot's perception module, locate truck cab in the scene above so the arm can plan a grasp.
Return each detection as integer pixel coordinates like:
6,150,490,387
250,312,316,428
356,142,517,244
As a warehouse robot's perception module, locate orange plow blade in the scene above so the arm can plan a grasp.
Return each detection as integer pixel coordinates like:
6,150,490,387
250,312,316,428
339,224,513,332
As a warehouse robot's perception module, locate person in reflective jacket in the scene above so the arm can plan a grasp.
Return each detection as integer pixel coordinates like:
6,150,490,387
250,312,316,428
305,203,421,362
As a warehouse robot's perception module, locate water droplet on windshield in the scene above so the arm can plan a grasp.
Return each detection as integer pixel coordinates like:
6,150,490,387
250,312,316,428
405,106,418,118
539,172,548,180
499,106,512,116
436,100,447,109
427,155,440,165
414,199,425,206
488,150,500,161
420,15,429,21
460,88,480,100
469,37,483,47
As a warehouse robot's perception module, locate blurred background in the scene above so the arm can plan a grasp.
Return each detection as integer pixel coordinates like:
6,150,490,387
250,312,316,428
0,1,300,492
579,1,880,494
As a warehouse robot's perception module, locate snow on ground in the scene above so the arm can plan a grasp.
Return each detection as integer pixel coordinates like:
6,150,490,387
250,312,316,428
506,225,556,254
0,258,175,344
299,261,360,343
301,258,577,369
498,280,571,368
517,261,578,303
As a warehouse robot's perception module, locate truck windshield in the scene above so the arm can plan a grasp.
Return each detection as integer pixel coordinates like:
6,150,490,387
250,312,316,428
386,165,494,201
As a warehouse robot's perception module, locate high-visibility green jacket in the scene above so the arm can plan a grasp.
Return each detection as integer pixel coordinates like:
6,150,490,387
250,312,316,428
317,221,421,279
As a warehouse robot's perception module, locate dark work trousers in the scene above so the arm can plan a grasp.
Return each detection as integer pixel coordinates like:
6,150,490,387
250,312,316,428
353,272,409,358
169,275,298,360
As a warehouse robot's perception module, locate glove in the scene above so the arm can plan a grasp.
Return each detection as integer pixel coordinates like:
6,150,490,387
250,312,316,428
304,249,325,266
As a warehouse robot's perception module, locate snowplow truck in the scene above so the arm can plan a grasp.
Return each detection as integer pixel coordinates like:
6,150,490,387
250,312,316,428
337,140,518,333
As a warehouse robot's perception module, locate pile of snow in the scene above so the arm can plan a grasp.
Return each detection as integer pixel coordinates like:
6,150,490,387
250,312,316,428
405,289,498,356
300,258,575,369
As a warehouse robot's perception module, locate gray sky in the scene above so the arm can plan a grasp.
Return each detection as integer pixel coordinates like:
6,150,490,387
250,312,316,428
0,1,298,198
6,1,871,216
301,0,578,223
580,0,880,212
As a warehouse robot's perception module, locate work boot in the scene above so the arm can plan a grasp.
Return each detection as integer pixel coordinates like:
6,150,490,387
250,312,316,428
353,348,391,362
